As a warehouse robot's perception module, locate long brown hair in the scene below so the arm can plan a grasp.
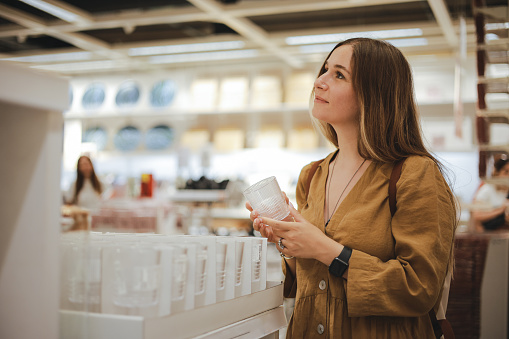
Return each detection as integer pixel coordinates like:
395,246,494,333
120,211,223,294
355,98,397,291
73,155,102,204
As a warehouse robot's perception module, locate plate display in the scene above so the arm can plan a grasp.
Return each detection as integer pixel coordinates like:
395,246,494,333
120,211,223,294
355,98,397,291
150,80,177,107
114,126,141,151
82,83,105,110
145,124,174,150
82,126,108,151
116,81,140,107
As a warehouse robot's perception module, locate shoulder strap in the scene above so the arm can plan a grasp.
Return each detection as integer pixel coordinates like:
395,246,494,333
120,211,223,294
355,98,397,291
388,158,448,339
388,159,405,217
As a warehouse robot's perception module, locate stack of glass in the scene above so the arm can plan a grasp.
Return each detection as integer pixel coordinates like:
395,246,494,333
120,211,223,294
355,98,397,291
60,232,267,317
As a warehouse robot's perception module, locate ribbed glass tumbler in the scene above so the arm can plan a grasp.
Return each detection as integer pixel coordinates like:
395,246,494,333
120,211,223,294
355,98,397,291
243,176,290,220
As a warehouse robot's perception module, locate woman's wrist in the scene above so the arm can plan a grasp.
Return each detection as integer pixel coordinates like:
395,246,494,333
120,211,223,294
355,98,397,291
316,237,344,266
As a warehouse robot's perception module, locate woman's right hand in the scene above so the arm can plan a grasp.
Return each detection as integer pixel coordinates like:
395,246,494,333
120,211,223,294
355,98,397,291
245,191,290,243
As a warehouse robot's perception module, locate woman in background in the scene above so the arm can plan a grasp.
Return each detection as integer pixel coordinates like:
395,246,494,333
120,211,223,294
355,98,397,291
66,155,103,211
471,157,509,231
247,38,457,338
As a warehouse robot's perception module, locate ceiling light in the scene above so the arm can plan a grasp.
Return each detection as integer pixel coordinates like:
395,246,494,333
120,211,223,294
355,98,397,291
19,0,81,23
32,60,127,72
149,49,258,64
286,28,423,45
3,51,93,63
129,41,246,56
386,38,428,47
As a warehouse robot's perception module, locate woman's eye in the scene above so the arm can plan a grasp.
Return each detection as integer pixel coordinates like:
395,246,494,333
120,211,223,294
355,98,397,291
335,71,344,79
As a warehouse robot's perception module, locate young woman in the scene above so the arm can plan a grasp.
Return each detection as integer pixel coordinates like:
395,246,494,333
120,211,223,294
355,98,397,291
247,38,457,338
471,157,509,231
66,155,103,211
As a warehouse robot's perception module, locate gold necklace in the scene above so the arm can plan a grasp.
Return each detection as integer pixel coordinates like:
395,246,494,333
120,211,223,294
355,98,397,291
325,155,367,228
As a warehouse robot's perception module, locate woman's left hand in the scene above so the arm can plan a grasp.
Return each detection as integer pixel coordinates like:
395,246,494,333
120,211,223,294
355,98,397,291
254,203,333,260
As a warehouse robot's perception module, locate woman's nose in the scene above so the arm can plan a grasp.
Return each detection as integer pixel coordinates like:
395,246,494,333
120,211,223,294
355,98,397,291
315,74,328,90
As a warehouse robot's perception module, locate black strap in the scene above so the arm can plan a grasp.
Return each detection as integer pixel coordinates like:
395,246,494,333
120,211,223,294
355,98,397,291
388,159,405,217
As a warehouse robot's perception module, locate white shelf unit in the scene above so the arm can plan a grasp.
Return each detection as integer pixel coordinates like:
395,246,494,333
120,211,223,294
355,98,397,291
60,281,286,339
0,62,68,339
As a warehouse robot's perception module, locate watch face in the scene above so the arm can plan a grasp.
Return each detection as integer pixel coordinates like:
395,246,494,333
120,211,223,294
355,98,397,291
329,257,348,277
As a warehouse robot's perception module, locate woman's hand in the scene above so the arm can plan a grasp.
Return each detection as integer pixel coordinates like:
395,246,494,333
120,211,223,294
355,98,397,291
254,203,342,264
245,192,290,243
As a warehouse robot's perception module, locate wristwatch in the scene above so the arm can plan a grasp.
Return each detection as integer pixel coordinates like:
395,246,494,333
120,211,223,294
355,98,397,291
329,246,352,277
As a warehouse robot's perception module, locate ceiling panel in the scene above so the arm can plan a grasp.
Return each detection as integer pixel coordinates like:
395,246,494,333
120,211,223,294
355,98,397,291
0,0,506,75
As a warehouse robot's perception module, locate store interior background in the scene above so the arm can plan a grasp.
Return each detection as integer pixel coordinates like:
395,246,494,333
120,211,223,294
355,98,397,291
2,0,509,338
2,0,506,209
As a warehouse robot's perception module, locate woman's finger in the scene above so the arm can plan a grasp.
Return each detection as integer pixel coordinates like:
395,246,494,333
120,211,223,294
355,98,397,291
256,216,293,233
288,202,304,222
250,209,259,222
282,191,290,204
245,201,253,212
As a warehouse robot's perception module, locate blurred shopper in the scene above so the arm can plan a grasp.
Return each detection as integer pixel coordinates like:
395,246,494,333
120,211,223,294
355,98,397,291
247,38,457,338
65,155,104,211
471,157,509,232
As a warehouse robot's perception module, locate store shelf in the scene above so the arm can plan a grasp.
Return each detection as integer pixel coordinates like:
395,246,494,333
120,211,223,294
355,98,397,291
474,6,509,22
60,281,285,339
169,189,228,203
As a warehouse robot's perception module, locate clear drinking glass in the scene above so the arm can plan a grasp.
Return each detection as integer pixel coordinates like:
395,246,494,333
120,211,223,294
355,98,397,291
66,242,102,306
243,176,290,220
111,245,161,308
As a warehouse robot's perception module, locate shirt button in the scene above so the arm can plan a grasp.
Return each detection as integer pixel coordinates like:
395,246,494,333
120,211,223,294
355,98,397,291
317,323,324,334
319,280,326,290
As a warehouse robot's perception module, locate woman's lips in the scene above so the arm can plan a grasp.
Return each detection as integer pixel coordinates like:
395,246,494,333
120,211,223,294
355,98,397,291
314,95,328,103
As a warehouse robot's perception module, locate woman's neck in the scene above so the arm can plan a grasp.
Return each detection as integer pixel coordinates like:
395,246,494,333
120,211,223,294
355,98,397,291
334,126,362,161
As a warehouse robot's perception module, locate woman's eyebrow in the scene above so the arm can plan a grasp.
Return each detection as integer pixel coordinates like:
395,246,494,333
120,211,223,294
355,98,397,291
333,64,351,75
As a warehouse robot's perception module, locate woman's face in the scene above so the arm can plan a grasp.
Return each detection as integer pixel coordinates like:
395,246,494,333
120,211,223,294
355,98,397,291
312,44,359,127
78,157,93,178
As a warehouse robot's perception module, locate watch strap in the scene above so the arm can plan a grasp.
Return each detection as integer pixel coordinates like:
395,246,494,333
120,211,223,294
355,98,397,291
329,246,352,277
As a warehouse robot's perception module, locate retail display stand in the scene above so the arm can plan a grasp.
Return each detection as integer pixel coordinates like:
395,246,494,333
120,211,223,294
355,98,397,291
0,62,68,339
474,0,509,179
60,281,286,339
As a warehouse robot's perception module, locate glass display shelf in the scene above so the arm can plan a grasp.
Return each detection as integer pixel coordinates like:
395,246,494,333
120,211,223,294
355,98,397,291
60,281,285,339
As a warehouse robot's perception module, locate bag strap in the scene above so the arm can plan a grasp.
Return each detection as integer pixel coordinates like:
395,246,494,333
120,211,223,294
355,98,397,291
387,158,449,339
388,159,405,217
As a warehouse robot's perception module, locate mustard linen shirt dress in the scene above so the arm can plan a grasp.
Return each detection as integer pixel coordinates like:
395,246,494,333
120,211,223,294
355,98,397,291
283,153,456,338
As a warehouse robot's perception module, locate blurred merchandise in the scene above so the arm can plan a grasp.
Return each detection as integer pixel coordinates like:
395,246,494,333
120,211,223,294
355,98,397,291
140,173,154,198
61,205,90,231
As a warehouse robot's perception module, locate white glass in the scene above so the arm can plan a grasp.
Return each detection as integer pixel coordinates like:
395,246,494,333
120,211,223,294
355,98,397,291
66,242,102,306
243,176,290,220
111,245,161,308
